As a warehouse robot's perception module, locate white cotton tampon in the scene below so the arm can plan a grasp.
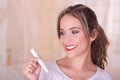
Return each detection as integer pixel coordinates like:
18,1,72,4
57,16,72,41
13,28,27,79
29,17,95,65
30,48,49,73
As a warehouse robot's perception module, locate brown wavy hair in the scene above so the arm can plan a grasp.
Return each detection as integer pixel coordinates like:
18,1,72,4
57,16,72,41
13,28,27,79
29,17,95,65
57,4,109,69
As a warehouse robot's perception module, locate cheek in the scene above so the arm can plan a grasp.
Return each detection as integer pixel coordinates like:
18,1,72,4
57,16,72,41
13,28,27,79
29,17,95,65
74,35,83,43
59,38,64,45
75,34,88,45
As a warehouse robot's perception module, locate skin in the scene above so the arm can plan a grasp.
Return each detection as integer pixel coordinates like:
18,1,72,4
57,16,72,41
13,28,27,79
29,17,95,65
56,14,98,80
23,14,98,80
22,57,40,80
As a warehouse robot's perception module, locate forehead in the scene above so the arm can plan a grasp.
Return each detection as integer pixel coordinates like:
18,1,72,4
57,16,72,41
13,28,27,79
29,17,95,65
60,14,83,29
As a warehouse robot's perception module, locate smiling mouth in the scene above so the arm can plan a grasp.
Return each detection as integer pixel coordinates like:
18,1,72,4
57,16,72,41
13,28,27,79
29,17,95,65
65,45,77,51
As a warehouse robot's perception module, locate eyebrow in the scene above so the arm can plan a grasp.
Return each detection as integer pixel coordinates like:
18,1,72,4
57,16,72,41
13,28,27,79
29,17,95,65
69,27,81,30
60,27,82,30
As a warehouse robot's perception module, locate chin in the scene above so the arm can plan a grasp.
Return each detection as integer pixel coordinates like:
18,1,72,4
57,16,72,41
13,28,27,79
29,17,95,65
66,52,76,58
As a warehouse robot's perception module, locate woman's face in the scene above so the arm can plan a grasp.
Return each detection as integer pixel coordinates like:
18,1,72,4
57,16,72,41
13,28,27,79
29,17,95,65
59,14,92,58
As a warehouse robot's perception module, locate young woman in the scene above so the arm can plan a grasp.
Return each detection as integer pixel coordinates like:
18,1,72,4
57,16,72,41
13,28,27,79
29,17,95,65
23,4,112,80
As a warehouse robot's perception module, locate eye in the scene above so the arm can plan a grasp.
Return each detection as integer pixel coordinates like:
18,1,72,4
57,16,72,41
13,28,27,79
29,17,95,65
72,30,80,34
60,31,65,36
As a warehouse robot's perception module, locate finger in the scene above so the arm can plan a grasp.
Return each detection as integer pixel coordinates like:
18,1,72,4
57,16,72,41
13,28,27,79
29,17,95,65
28,61,38,70
30,57,38,63
22,57,40,74
23,62,35,73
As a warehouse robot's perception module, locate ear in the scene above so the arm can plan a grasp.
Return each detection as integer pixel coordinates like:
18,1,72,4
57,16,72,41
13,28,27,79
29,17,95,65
90,29,98,42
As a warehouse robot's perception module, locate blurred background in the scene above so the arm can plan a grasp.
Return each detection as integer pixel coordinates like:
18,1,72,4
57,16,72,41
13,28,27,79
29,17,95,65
0,0,120,80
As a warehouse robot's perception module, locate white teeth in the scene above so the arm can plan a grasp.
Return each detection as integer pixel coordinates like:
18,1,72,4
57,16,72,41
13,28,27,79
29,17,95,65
66,46,76,49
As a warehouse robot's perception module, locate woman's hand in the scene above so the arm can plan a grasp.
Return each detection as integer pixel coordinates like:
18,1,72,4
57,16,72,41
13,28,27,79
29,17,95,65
23,57,41,80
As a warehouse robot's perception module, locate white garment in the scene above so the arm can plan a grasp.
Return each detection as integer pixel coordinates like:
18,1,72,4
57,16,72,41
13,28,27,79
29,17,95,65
39,61,112,80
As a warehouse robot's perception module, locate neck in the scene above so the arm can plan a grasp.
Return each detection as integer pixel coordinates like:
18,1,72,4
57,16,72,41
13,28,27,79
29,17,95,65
64,50,95,71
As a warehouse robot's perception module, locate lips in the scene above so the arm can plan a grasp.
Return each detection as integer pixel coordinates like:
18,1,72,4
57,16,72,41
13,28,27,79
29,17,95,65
65,45,77,51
